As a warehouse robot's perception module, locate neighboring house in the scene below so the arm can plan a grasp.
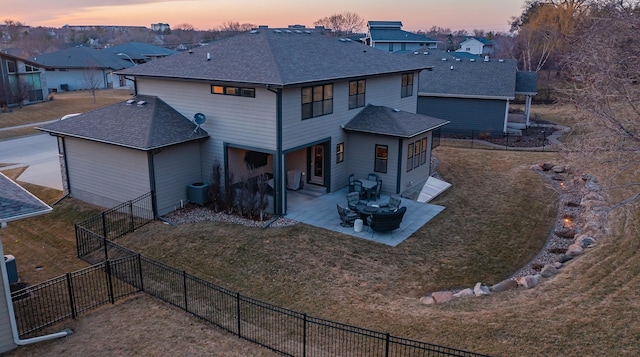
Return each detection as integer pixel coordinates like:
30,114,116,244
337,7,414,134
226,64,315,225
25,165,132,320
31,46,136,92
0,52,49,108
104,42,177,63
408,48,537,135
456,37,494,56
42,27,449,217
0,172,53,354
364,21,439,52
38,96,209,216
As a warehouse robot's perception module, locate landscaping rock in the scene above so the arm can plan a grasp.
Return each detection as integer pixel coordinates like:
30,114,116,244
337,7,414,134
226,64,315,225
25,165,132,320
557,254,573,263
432,291,454,304
419,296,435,305
453,288,474,298
552,262,563,269
552,165,565,173
540,162,554,171
575,234,597,248
540,264,559,278
516,275,539,289
490,279,518,292
473,282,491,296
566,243,584,257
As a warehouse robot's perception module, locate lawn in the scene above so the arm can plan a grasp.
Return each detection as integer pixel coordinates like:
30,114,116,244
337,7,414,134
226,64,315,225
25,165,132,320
3,103,640,356
0,89,133,140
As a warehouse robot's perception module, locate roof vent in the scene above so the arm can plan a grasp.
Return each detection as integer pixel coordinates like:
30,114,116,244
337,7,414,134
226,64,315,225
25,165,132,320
274,29,282,34
484,55,490,62
304,30,311,34
498,59,504,63
423,51,429,55
137,100,146,106
250,29,259,34
294,30,302,34
450,65,454,70
126,99,135,105
413,51,419,55
455,58,461,62
393,108,400,112
207,52,211,61
441,58,447,61
470,58,476,62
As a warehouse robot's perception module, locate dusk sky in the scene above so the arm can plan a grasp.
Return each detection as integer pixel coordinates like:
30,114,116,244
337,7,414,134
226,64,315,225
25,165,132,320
8,0,526,33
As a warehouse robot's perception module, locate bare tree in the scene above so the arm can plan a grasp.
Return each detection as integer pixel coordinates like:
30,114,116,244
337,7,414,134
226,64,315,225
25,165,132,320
11,75,32,108
82,63,103,103
314,12,365,36
559,1,640,207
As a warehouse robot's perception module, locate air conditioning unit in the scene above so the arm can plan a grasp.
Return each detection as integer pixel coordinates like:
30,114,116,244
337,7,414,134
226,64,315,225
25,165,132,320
4,255,18,284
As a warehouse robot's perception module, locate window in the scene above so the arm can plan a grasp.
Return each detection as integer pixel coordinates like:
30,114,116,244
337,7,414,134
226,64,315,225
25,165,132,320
374,145,388,173
388,43,394,52
302,84,333,119
421,138,427,165
7,60,17,73
336,143,344,163
348,80,365,109
211,85,255,98
401,73,413,98
401,43,406,51
414,140,421,168
25,65,38,72
407,143,414,172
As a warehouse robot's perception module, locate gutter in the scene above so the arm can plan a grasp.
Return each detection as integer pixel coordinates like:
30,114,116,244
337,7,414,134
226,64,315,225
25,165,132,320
0,225,73,347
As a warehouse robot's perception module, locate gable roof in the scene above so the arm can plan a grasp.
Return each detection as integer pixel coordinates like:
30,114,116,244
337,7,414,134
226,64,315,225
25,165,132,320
0,52,50,69
0,172,52,224
369,28,439,44
407,48,518,99
118,28,430,87
104,42,177,61
343,104,449,138
37,95,208,150
32,46,134,70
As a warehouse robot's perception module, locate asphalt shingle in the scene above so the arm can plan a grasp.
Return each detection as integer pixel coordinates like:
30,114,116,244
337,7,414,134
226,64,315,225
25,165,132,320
0,173,52,223
343,104,449,138
37,95,208,150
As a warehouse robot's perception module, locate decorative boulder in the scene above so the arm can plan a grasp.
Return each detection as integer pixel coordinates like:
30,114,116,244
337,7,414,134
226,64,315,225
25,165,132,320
540,264,559,278
431,291,454,304
516,275,539,289
453,288,474,298
473,282,491,296
490,279,518,293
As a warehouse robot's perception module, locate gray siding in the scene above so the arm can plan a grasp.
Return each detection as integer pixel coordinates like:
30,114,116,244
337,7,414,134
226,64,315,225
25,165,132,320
65,138,151,209
417,96,507,135
399,134,433,193
347,133,399,194
44,68,117,91
136,78,277,182
0,275,15,354
153,141,203,215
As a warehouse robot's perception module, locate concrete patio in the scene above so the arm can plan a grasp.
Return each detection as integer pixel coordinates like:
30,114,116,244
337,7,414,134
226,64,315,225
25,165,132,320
284,186,445,247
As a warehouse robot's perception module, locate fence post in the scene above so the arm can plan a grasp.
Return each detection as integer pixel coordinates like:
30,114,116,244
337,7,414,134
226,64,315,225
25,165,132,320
101,212,107,240
129,200,135,233
105,260,115,304
385,332,390,357
303,313,307,357
66,273,77,319
542,130,546,151
137,254,144,292
74,224,81,258
471,130,475,149
183,270,188,312
236,292,242,338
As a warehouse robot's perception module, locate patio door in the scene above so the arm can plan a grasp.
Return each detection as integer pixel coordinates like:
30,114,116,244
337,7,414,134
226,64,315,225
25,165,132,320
309,144,324,185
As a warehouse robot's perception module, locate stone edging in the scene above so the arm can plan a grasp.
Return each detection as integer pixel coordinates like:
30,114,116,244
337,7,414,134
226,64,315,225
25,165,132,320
420,162,610,305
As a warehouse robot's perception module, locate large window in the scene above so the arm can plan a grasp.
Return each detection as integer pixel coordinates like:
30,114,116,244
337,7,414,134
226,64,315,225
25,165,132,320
401,73,413,98
407,139,423,172
374,145,388,173
7,60,17,73
421,138,428,165
336,143,344,163
348,80,365,109
302,84,333,119
211,85,255,98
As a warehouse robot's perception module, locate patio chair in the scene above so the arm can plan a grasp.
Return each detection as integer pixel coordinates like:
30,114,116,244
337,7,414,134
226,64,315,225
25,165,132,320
347,191,362,210
337,203,359,227
367,206,406,232
353,180,365,199
383,196,401,210
372,180,382,200
348,174,355,193
368,173,378,182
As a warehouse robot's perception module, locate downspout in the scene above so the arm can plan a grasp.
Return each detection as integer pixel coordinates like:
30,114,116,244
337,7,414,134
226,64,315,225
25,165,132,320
396,138,403,194
147,150,159,219
0,227,72,346
267,86,284,215
525,95,532,127
60,137,71,196
503,100,510,133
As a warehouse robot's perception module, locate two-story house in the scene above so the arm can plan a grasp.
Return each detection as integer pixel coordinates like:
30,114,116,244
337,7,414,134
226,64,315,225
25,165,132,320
0,52,48,108
363,21,439,52
39,27,449,217
456,37,494,56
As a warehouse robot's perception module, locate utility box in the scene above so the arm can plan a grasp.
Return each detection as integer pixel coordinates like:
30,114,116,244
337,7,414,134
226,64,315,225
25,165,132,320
4,255,18,284
187,182,210,205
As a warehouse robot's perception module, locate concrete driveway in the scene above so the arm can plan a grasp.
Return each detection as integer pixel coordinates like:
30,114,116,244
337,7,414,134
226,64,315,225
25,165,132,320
0,134,63,190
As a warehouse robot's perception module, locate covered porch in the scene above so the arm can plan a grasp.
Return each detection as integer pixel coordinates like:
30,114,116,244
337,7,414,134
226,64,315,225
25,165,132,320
284,187,445,247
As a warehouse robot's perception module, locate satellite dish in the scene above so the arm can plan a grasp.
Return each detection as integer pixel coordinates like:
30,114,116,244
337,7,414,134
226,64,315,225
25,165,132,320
194,113,206,124
191,113,207,137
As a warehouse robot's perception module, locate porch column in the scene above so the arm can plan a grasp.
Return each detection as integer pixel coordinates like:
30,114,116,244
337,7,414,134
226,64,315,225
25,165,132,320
525,95,532,127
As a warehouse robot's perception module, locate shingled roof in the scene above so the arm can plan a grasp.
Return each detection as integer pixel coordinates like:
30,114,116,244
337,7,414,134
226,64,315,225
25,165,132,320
0,173,52,223
32,46,134,70
407,48,518,99
37,95,208,150
104,42,177,61
343,104,449,138
118,28,430,86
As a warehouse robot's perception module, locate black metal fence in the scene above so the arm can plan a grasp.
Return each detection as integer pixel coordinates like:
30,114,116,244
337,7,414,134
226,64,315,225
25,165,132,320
11,256,140,339
438,128,553,151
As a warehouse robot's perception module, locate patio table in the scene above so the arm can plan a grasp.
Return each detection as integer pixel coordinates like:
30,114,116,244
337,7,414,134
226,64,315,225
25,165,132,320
355,203,381,225
358,178,377,200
